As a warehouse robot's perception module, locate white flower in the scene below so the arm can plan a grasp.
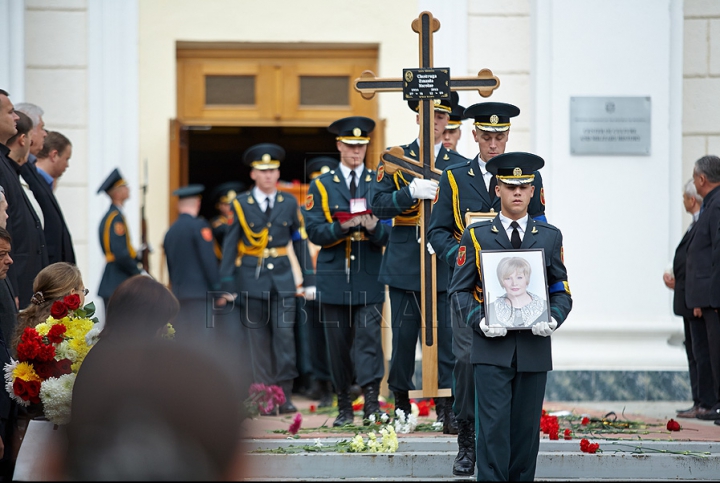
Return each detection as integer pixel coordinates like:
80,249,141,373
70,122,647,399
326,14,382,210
432,421,443,429
395,408,406,423
380,413,389,423
84,326,102,347
3,360,29,407
314,438,323,448
54,341,78,362
369,414,376,423
39,373,76,425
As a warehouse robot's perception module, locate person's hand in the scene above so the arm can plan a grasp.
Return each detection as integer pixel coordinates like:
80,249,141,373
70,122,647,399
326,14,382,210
409,179,439,200
427,242,435,255
480,318,507,338
663,272,675,290
304,286,317,301
360,215,379,232
532,317,558,337
340,216,363,231
693,307,703,318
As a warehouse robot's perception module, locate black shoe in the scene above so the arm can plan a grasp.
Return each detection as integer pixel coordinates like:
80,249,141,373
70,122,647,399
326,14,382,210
677,404,696,413
714,419,720,426
333,391,354,427
435,397,446,423
349,384,363,401
363,382,381,419
394,390,411,418
453,419,475,477
278,401,298,414
442,397,459,435
696,406,720,420
278,380,296,414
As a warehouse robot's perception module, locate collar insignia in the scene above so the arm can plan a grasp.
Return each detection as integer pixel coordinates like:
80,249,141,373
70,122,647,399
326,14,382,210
468,168,475,177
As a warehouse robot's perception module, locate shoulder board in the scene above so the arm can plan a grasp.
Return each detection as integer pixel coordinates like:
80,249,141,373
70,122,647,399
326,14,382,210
447,160,472,172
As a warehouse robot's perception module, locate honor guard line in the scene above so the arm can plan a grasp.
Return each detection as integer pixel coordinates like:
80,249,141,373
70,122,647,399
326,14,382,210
353,11,500,398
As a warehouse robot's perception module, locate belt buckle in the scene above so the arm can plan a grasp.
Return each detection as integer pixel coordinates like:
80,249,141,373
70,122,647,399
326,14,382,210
265,247,278,258
350,232,364,242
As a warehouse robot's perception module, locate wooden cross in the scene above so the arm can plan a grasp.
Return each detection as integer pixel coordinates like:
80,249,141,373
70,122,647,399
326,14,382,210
353,11,500,398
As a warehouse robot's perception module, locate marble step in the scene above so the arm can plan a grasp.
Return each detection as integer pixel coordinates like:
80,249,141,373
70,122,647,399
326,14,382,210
244,438,720,480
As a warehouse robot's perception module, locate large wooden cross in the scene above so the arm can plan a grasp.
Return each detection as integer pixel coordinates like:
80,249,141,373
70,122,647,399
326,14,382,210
354,11,500,398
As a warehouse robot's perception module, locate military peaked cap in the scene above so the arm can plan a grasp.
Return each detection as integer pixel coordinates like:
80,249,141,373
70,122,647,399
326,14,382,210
97,168,127,194
464,102,520,132
243,143,285,170
328,116,375,145
486,152,544,185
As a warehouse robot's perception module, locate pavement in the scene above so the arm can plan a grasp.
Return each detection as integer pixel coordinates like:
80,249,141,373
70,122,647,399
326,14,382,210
241,395,720,442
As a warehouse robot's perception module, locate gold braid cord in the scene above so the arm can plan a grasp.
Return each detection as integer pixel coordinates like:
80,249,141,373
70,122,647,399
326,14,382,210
470,227,484,304
392,171,421,225
447,170,464,241
232,198,269,260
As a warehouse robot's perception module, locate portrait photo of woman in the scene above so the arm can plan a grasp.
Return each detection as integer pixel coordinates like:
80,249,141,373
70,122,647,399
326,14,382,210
481,250,550,329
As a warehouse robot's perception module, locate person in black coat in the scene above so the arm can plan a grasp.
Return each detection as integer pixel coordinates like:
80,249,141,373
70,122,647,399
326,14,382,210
0,94,48,308
448,152,572,481
0,227,17,478
663,180,714,419
164,184,220,344
21,131,75,265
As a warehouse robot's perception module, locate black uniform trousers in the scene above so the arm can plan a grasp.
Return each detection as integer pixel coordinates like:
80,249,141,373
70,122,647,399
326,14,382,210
302,298,331,382
322,302,384,392
174,299,214,345
474,363,546,482
684,316,715,408
242,292,298,385
450,292,475,421
701,308,720,404
387,287,453,392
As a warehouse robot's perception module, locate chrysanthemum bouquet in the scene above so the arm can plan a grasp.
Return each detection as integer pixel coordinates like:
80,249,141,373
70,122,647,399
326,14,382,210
4,295,99,425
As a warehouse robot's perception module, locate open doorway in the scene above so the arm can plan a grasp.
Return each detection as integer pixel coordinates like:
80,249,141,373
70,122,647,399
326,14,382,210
187,125,339,220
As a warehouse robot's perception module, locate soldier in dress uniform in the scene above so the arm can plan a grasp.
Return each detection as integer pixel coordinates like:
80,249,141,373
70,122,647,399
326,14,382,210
163,184,220,343
303,117,389,426
209,181,245,260
301,156,338,408
97,168,143,311
441,92,465,154
218,143,315,413
448,152,572,481
371,96,465,432
427,102,546,476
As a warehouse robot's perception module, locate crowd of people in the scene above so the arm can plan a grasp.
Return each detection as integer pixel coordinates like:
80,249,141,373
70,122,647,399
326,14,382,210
0,82,577,480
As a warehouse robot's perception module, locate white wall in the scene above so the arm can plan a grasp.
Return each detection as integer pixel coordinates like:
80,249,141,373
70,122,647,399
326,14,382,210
533,0,686,370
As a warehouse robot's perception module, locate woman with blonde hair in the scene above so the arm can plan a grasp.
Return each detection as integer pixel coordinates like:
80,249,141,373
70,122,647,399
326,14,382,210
12,262,87,352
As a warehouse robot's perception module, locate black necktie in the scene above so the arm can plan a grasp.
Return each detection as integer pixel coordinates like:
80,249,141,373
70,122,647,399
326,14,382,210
264,197,272,218
349,171,357,198
510,221,521,249
489,176,497,202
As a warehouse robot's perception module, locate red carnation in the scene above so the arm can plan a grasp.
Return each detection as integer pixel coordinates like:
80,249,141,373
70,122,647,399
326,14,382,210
581,416,590,425
35,342,56,362
288,413,302,435
549,429,559,440
16,340,40,362
54,358,72,376
63,294,81,310
50,301,68,319
563,428,572,440
667,419,681,431
309,405,317,413
20,328,41,344
47,324,67,344
580,438,600,454
540,414,559,435
24,380,41,404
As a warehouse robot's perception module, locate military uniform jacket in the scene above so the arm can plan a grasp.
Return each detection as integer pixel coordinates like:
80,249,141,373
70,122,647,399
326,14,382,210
210,214,231,260
372,140,466,292
219,191,314,299
164,213,220,301
447,216,572,372
21,162,76,265
303,166,389,306
98,205,141,299
428,155,545,275
0,145,49,306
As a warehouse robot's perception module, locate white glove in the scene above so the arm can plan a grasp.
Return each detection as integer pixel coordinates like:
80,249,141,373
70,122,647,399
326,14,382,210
140,269,152,278
409,179,439,200
532,317,558,337
480,318,507,338
427,242,435,255
304,286,317,301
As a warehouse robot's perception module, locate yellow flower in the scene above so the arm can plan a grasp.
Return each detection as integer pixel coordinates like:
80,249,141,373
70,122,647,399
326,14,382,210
161,323,175,340
35,322,50,336
13,362,40,382
349,434,365,452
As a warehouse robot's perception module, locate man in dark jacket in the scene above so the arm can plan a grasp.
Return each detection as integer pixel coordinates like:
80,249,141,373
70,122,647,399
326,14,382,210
21,131,76,264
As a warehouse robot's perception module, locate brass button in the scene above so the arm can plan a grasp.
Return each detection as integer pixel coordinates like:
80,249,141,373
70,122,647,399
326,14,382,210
267,263,274,270
350,255,356,261
267,223,272,227
268,236,273,242
283,221,287,226
250,222,255,227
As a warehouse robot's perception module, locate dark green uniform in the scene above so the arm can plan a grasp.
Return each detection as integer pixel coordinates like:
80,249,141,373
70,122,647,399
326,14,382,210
303,166,389,393
448,215,571,481
372,140,465,397
98,205,140,305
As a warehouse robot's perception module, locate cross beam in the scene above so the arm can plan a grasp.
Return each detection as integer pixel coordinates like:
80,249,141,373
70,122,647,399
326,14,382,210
354,11,500,398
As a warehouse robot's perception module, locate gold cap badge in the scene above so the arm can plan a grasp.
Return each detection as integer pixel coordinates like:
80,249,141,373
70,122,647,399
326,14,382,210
262,153,271,161
353,127,361,137
434,99,441,106
513,167,522,176
490,114,499,125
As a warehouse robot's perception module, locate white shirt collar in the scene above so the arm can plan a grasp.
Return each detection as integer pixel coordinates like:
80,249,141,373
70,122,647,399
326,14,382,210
693,210,700,222
252,186,277,205
498,212,529,239
413,138,442,159
338,163,364,188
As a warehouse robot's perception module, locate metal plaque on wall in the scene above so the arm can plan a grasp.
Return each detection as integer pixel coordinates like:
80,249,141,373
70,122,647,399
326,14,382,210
570,97,651,155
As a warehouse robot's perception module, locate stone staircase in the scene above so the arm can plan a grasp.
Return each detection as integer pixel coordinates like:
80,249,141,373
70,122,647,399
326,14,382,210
244,437,720,480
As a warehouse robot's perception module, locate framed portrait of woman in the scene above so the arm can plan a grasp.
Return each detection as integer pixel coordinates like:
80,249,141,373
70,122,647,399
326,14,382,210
479,249,550,330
